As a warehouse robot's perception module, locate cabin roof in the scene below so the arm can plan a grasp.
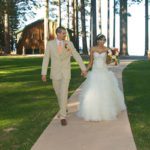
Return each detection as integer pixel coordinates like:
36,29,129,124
15,18,56,34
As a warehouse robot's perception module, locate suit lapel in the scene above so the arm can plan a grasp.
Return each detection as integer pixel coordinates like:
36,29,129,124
61,40,68,55
61,43,66,55
52,39,60,57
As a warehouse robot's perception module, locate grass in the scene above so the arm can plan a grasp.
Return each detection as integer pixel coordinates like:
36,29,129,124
0,56,85,150
123,60,150,150
1,56,150,150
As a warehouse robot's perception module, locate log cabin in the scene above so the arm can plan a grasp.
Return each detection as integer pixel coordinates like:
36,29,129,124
16,19,57,55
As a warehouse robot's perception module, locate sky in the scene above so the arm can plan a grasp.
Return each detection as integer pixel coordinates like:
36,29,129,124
128,1,146,56
24,1,149,56
100,0,149,56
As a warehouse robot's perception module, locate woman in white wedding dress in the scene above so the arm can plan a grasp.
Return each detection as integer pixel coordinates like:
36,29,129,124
77,34,126,121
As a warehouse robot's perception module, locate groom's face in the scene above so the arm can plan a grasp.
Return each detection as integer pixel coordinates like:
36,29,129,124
57,30,66,40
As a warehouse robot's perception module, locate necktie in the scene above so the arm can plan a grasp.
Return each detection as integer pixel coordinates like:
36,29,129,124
57,41,62,54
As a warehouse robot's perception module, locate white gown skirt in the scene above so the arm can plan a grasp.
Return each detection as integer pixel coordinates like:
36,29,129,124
77,68,126,121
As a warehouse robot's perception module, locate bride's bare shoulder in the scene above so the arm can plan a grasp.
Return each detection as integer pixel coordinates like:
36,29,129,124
90,46,98,52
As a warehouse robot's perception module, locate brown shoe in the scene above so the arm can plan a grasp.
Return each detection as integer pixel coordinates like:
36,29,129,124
61,119,67,126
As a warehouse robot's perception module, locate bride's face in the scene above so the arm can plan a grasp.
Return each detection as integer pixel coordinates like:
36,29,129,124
97,38,106,46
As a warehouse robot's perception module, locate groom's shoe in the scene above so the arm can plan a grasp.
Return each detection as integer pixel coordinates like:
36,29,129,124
61,119,67,126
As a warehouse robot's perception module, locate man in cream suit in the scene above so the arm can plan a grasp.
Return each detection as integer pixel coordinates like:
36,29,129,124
41,26,87,126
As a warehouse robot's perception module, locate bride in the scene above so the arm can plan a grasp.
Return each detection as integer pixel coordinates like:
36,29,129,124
77,34,126,121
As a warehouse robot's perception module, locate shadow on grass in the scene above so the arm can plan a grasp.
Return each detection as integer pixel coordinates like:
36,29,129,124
0,56,85,150
0,57,58,149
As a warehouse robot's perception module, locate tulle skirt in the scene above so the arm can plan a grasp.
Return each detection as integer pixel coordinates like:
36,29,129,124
77,68,126,121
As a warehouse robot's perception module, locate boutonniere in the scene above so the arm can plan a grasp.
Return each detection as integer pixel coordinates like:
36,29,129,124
64,43,71,51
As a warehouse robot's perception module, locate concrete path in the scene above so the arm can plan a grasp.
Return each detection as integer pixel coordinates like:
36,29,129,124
31,60,137,150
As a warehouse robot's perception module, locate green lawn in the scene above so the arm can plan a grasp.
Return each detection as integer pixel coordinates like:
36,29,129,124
0,56,85,150
123,60,150,150
0,56,150,150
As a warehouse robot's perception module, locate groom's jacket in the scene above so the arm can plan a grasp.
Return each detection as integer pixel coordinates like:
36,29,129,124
41,39,86,80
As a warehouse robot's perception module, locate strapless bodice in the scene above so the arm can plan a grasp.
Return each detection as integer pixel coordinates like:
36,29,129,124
92,52,107,69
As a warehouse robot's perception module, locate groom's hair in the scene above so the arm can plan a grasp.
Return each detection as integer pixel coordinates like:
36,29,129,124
56,26,66,34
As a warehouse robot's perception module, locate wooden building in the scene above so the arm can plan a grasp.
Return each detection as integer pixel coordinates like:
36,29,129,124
16,19,57,55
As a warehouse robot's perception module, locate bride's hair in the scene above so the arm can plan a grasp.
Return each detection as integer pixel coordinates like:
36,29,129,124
96,34,106,43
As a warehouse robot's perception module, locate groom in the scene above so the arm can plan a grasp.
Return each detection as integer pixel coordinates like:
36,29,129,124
41,26,87,126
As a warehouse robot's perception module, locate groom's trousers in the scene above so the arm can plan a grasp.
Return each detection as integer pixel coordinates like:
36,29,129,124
52,78,70,118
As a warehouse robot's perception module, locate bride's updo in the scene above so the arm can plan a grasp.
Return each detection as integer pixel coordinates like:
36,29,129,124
96,34,106,45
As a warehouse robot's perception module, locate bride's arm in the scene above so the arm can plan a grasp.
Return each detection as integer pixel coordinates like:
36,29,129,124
86,48,94,71
106,47,112,54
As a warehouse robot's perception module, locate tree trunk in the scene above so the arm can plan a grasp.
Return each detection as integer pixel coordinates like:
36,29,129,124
81,0,88,54
145,0,149,55
90,0,97,46
4,0,10,54
44,0,49,50
107,0,110,47
67,0,70,29
98,0,102,33
58,0,61,26
72,0,75,38
4,11,10,54
113,0,116,47
75,0,79,51
120,0,128,55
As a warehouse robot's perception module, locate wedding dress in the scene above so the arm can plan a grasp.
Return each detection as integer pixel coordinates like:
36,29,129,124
77,52,126,121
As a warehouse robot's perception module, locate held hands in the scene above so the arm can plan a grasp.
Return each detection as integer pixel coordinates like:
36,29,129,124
81,70,88,77
42,75,47,82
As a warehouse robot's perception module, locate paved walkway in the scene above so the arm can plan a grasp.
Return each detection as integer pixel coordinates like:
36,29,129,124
31,60,137,150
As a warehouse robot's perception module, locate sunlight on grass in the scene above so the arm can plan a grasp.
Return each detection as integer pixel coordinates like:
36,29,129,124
0,119,23,129
71,60,88,65
0,71,11,74
125,96,137,101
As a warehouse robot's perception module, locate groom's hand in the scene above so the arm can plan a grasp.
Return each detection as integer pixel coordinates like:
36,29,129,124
42,75,47,82
81,70,87,77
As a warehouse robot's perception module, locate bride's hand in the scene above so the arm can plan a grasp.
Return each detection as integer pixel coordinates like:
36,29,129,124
81,70,87,77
